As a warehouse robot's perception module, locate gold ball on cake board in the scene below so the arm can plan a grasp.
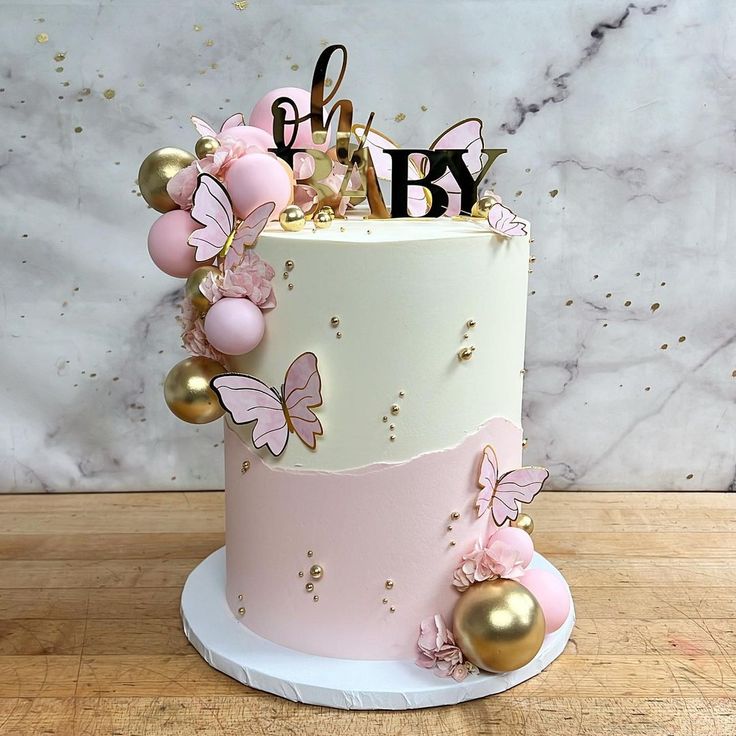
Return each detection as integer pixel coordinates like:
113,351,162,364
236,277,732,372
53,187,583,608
138,147,195,212
163,356,226,424
511,513,535,535
279,204,306,232
185,265,219,314
452,579,546,673
471,195,498,219
195,135,220,159
313,210,333,229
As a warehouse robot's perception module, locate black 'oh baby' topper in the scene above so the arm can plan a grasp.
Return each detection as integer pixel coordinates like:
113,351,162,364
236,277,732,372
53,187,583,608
268,44,507,219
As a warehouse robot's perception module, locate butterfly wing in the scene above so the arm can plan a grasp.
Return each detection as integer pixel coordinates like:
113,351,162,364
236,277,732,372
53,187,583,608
428,118,485,216
220,112,245,132
188,174,236,261
211,374,290,457
476,445,500,518
191,116,217,138
225,201,276,268
491,466,549,527
282,352,323,450
487,203,528,237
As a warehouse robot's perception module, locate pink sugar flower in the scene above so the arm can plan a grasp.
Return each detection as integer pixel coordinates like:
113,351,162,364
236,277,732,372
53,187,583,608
416,614,478,682
198,251,276,311
452,538,526,592
177,300,227,364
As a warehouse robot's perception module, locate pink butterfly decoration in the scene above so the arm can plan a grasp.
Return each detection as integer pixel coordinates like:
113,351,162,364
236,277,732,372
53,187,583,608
191,112,245,138
476,445,548,526
188,174,274,263
211,352,323,457
487,203,528,237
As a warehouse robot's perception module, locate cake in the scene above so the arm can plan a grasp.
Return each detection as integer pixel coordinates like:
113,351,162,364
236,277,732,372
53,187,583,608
138,45,573,708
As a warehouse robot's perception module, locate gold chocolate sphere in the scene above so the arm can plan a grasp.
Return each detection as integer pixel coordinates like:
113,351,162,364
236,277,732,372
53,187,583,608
278,204,306,232
511,513,535,536
195,135,220,159
471,194,499,219
138,147,195,212
314,210,333,229
309,564,323,580
163,356,226,424
185,265,219,314
318,204,335,218
453,579,546,673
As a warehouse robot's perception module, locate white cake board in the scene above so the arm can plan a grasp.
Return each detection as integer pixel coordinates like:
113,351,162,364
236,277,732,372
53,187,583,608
181,547,575,710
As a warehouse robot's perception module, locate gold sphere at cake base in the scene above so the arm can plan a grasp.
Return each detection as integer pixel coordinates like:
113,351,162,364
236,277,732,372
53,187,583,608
164,356,225,424
511,513,534,536
185,266,219,314
452,579,545,673
471,194,500,219
195,135,220,159
314,210,333,229
279,204,306,232
138,147,195,212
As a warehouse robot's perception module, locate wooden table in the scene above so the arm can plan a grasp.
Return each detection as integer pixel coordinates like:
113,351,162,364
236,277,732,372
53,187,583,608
0,491,734,735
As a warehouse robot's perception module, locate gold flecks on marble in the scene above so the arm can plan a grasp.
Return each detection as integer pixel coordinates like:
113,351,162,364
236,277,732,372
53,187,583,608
394,113,406,122
285,259,294,271
421,105,428,112
193,23,202,31
313,595,320,602
549,189,559,198
309,564,323,580
686,473,694,480
205,39,215,47
624,300,632,307
651,302,660,312
390,404,400,416
451,511,460,520
241,460,250,474
73,126,82,133
661,343,668,350
233,0,249,9
103,89,116,100
605,293,612,299
54,51,65,62
305,582,314,592
565,299,573,306
291,64,299,71
330,316,340,327
237,607,245,616
529,256,537,263
679,336,686,343
36,32,49,44
385,579,394,590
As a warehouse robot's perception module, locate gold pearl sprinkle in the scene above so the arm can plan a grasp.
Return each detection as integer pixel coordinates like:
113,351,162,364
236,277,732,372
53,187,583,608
382,598,389,604
309,564,323,580
389,424,395,430
340,226,346,232
313,595,320,602
238,594,243,601
336,331,342,339
283,272,289,279
241,460,250,474
382,416,388,423
463,332,470,339
36,32,49,44
385,579,394,590
237,607,245,616
522,438,528,447
307,550,314,557
466,319,476,328
399,390,405,397
451,512,460,520
288,283,294,290
447,525,453,531
450,541,457,546
389,435,396,441
389,606,396,613
298,571,304,578
285,260,294,271
390,404,400,415
330,316,340,327
305,582,314,592
54,52,66,62
458,347,475,361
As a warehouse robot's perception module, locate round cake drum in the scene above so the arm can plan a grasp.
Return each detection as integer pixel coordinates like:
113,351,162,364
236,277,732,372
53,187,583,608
181,547,575,710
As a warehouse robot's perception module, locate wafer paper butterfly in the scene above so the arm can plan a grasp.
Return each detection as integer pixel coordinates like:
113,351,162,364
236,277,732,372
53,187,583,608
487,203,527,237
191,112,245,138
188,174,274,263
211,352,323,457
476,445,549,526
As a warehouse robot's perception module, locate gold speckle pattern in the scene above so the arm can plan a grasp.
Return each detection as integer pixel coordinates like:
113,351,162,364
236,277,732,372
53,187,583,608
679,336,686,343
661,343,668,350
103,89,116,100
54,51,66,62
36,32,49,44
686,473,694,480
233,0,249,8
651,302,660,312
394,112,406,122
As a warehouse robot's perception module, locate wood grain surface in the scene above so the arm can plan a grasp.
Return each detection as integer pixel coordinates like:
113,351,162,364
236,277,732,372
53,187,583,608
0,491,734,735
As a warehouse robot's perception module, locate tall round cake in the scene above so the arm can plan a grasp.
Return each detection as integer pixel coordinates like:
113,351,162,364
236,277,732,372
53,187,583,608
224,217,530,659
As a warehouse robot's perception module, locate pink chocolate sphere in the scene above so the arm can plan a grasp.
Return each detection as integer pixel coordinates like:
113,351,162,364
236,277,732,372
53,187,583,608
249,87,328,151
490,525,535,568
217,124,275,152
519,568,571,634
147,210,203,278
224,153,292,220
204,297,265,356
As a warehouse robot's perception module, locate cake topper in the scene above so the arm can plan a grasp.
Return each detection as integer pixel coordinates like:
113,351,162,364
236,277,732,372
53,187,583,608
211,352,324,457
268,44,508,219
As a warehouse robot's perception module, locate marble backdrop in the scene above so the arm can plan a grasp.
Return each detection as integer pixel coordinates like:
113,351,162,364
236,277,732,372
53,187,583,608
2,0,734,491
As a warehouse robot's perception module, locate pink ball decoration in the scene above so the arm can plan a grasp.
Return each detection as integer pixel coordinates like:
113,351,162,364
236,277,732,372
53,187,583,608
224,153,292,220
204,297,265,356
147,210,205,278
490,526,535,568
519,568,571,634
217,124,275,152
249,87,328,151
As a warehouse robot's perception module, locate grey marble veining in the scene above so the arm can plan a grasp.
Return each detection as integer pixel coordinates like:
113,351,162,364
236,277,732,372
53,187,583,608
1,0,734,491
